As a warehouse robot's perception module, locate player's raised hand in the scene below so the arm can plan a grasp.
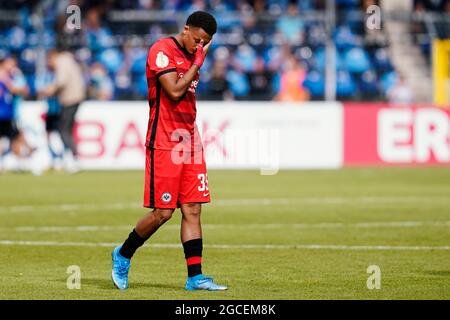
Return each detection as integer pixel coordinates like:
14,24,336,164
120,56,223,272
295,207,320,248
203,38,213,56
193,40,206,69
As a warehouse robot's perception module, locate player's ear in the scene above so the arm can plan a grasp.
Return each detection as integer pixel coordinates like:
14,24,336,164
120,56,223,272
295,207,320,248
183,25,189,36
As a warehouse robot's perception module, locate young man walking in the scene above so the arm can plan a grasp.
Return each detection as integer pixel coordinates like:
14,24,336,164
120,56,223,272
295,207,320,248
112,11,227,291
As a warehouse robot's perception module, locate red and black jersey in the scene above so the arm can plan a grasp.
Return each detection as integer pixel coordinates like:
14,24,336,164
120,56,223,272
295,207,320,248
145,37,202,152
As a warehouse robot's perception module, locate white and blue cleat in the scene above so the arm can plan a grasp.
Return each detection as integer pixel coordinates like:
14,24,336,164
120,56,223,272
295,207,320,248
185,274,228,291
111,245,131,290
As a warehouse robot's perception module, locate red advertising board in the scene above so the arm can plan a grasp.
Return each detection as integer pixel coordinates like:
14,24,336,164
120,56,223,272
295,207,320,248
344,103,450,166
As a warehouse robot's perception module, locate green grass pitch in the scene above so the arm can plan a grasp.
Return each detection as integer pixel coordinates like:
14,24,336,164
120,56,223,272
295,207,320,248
0,168,449,299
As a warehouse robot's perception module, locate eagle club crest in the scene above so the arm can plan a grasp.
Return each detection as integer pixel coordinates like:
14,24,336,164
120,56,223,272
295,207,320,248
156,51,169,68
161,192,172,203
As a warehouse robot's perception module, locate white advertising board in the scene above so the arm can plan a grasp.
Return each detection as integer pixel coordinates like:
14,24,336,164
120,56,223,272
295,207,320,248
17,101,343,171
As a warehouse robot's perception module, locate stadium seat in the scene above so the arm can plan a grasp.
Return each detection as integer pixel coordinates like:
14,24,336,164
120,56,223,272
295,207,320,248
343,47,371,74
226,69,250,97
380,70,398,94
336,69,356,98
303,69,325,98
96,48,123,74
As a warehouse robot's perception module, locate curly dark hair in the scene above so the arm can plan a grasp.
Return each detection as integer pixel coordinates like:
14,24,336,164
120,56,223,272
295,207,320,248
186,11,217,36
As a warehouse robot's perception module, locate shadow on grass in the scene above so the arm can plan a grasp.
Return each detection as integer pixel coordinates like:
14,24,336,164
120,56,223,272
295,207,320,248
81,278,181,290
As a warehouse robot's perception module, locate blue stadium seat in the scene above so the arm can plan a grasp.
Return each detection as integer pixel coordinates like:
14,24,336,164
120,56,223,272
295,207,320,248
313,47,344,71
97,48,124,74
336,0,360,8
336,69,356,98
5,26,27,52
136,72,148,98
226,69,250,97
130,52,147,75
343,47,371,74
372,47,393,72
381,70,398,94
303,69,325,98
86,27,115,52
358,70,379,97
334,25,358,50
234,44,258,72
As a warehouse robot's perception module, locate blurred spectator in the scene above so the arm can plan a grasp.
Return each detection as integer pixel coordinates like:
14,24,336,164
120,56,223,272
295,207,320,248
0,57,16,172
274,55,309,102
8,56,35,168
0,0,406,102
247,56,274,100
232,43,258,72
84,8,115,52
37,71,64,171
0,55,35,172
226,68,250,99
184,0,207,12
41,49,86,173
204,60,233,100
336,69,356,100
387,73,415,104
275,2,305,46
88,62,114,100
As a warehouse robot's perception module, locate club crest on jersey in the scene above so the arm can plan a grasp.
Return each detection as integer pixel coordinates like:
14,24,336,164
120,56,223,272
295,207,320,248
161,192,172,203
156,51,169,68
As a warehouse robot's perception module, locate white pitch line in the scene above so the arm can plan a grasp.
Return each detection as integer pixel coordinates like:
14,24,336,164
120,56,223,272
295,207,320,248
1,220,449,233
0,240,449,251
1,196,450,214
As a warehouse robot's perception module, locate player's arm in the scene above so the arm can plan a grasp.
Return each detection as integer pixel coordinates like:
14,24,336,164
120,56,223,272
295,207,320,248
159,40,211,102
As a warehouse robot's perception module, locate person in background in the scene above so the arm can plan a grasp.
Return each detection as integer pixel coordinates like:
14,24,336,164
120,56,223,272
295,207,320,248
37,69,64,171
7,56,35,171
387,73,415,105
0,57,15,173
274,54,309,102
0,55,32,172
41,49,86,173
88,62,114,100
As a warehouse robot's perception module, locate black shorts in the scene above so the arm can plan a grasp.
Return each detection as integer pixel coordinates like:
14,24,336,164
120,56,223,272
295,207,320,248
0,120,18,139
46,114,61,132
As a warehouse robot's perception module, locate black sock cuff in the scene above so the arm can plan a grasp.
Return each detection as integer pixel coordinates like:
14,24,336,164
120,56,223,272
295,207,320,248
183,238,203,258
119,229,147,259
130,229,147,245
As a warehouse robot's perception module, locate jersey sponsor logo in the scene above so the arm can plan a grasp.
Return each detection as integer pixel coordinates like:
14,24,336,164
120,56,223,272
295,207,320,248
178,73,198,93
161,192,172,203
156,51,169,68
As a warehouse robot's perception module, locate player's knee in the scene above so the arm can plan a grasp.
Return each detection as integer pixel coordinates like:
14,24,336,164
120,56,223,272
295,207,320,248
154,208,174,223
182,203,202,217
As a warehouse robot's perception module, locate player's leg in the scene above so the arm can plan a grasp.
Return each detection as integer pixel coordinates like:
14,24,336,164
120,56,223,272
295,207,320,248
180,202,203,277
179,151,227,291
112,149,181,290
121,207,175,258
46,115,64,170
111,208,175,290
180,202,202,243
59,104,79,172
180,203,227,291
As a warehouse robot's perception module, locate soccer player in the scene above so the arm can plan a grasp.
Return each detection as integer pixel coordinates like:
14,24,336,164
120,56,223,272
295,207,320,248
41,49,86,173
0,55,29,172
111,11,227,291
0,57,15,172
37,70,64,171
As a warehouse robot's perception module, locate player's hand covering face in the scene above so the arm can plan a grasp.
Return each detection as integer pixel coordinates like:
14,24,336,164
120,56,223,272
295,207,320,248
183,26,213,55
